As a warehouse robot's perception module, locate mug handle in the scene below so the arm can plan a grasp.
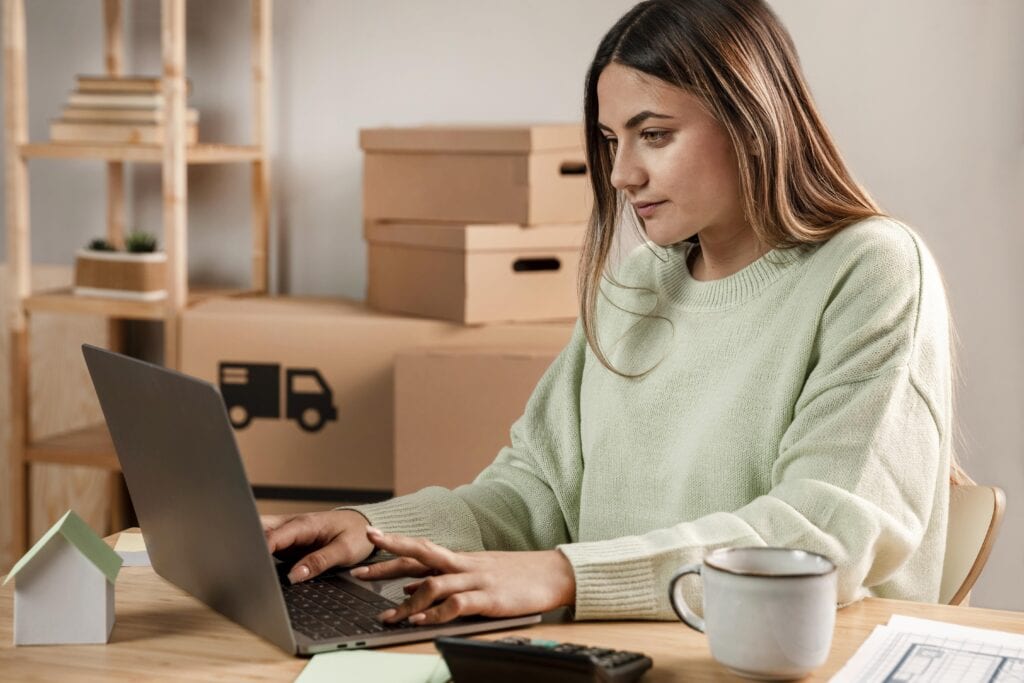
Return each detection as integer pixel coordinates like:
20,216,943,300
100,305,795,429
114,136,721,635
668,562,705,633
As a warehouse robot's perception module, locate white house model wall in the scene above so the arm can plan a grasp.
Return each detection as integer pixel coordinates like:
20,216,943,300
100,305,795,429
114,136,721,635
13,535,116,645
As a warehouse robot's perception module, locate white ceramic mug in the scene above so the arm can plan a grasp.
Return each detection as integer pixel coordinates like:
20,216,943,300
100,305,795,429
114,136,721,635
668,547,838,680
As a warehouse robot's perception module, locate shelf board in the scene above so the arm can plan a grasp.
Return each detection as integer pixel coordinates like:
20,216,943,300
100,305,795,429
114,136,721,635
26,423,120,471
24,286,259,321
20,142,264,164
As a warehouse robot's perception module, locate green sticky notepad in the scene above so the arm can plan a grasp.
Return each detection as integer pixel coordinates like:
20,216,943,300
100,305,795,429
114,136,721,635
295,650,450,683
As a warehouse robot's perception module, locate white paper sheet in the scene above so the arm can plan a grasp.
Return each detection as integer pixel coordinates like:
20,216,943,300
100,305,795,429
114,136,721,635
113,532,151,567
831,614,1024,682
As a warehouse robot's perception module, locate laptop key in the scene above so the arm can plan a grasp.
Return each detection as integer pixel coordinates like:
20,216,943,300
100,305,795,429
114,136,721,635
336,620,361,636
353,617,382,631
285,576,430,642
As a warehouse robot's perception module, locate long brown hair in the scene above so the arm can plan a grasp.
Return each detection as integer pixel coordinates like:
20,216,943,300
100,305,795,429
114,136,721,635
579,0,969,484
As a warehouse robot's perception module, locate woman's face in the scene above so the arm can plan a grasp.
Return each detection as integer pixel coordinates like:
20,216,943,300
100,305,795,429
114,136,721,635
596,63,748,247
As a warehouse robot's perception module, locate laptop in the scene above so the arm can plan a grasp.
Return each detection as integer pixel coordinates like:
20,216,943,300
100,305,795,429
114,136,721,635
81,344,541,655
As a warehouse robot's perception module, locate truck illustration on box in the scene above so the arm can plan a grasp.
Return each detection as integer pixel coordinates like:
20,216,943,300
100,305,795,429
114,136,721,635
219,362,338,433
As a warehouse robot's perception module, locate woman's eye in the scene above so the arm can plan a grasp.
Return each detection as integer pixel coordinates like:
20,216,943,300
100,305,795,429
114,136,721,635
641,130,669,143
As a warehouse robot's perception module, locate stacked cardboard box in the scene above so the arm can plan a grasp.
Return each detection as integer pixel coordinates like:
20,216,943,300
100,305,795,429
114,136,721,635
361,124,590,324
393,343,565,495
180,297,573,499
179,125,592,503
360,124,591,493
50,75,198,145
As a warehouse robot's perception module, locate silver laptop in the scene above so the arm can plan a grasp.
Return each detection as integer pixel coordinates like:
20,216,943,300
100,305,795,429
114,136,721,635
82,344,540,655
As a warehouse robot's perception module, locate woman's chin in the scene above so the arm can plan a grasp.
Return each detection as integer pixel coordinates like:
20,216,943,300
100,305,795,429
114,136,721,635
644,225,698,248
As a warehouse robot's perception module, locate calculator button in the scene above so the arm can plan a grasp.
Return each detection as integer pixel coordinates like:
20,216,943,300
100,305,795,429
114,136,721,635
497,636,531,645
531,639,561,648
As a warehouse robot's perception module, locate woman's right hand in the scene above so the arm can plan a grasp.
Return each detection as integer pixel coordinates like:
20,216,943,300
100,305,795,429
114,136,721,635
262,510,375,584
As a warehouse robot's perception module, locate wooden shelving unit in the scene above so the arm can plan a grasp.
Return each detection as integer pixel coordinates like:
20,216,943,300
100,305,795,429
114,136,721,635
24,285,258,320
3,0,273,551
20,142,265,164
26,424,119,471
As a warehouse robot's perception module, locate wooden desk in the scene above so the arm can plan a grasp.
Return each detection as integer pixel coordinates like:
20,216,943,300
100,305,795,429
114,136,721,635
3,531,1023,682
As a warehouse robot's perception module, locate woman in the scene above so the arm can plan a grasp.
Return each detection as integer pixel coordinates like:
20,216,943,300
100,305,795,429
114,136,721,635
264,0,961,626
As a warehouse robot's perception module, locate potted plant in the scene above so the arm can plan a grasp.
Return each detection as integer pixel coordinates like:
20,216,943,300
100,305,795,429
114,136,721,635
73,231,167,301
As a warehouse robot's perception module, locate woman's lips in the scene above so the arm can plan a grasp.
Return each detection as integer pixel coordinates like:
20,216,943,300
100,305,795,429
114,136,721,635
635,201,666,218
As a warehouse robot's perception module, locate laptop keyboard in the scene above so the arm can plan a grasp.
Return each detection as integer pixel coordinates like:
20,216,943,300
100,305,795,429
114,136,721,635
282,575,422,641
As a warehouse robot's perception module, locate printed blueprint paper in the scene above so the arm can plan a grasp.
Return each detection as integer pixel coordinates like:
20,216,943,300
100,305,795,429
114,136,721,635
831,615,1024,682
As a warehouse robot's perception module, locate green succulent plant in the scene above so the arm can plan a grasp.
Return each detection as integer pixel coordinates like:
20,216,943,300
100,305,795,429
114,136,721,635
124,231,159,254
87,237,117,252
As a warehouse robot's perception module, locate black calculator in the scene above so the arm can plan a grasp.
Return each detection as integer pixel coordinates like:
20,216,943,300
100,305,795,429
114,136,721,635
435,635,653,683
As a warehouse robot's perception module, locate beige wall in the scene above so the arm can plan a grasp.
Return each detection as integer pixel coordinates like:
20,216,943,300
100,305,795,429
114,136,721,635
770,0,1024,611
1,2,1020,608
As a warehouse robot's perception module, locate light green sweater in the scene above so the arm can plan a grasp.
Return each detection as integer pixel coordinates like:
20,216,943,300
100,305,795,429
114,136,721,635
351,216,951,620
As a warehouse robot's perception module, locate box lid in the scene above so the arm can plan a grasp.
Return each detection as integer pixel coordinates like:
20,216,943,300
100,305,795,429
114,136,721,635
365,221,586,252
183,295,454,330
184,295,376,320
399,344,565,361
360,124,584,153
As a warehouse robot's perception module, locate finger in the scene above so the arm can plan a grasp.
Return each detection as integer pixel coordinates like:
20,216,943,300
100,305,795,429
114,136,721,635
350,557,432,581
410,590,490,626
265,517,322,555
288,542,351,584
365,527,460,573
260,514,294,533
380,573,476,624
403,580,425,595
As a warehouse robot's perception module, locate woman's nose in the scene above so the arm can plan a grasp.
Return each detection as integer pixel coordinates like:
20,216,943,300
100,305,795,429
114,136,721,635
609,146,646,192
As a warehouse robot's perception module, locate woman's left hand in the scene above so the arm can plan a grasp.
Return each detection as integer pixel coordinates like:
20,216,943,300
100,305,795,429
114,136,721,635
350,527,576,626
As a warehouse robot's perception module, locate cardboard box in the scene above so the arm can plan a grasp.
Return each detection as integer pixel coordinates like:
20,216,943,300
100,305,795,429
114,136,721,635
366,221,584,324
394,343,566,496
180,296,573,496
361,124,591,225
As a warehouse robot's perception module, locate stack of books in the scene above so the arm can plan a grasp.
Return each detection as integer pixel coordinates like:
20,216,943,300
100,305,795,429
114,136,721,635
50,75,199,145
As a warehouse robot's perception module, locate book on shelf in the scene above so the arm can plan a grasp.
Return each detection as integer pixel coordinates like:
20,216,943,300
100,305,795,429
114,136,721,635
67,92,164,109
50,120,199,145
61,106,199,124
76,74,193,95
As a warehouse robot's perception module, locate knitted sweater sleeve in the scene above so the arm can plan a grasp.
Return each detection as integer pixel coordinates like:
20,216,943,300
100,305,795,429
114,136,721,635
558,228,953,620
343,321,587,555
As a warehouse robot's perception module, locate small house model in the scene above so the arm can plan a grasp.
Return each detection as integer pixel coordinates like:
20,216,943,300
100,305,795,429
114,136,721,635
3,510,123,645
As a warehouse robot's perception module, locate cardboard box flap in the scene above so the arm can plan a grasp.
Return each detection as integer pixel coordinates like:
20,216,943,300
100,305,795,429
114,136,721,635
186,295,399,320
365,221,586,252
360,124,585,154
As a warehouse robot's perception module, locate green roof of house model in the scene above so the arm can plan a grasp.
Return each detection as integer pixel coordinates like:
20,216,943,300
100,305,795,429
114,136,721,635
3,510,122,586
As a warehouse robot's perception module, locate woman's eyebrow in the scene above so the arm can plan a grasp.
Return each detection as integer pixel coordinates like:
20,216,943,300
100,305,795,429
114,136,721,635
598,111,674,133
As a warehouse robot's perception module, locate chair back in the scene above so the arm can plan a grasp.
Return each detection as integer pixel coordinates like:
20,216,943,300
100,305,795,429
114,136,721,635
940,484,1005,605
